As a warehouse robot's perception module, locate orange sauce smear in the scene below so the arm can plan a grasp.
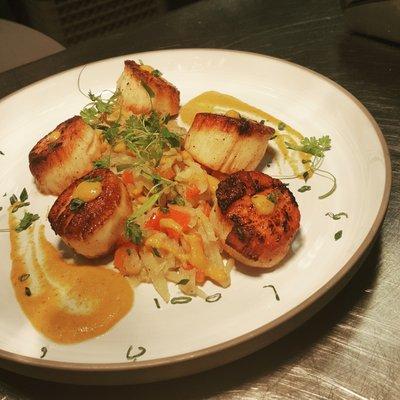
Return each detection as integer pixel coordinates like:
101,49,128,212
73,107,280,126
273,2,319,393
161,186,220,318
9,219,133,344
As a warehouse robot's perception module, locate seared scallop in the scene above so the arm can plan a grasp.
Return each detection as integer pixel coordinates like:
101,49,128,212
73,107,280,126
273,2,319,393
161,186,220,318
212,171,300,268
185,110,275,174
29,116,104,196
185,112,274,174
48,168,132,258
116,60,180,117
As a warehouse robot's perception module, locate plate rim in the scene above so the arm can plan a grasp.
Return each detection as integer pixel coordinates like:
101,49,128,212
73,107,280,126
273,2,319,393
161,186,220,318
0,48,392,376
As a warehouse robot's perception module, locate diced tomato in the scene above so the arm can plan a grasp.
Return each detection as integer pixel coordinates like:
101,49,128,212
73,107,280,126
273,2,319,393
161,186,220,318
121,170,134,185
185,184,200,202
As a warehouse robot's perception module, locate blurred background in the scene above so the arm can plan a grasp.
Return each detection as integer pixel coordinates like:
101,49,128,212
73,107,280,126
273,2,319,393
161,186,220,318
0,0,399,73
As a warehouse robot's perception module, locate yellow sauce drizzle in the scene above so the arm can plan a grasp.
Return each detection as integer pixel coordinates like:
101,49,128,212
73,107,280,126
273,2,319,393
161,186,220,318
9,218,133,344
48,130,61,142
180,91,312,176
72,181,102,202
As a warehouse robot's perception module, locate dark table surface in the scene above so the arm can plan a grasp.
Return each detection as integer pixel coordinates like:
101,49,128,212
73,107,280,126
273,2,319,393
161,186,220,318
1,0,399,398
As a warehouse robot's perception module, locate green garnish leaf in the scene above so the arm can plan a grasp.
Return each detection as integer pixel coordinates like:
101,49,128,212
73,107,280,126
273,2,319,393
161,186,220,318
116,164,134,172
131,192,162,220
170,194,185,206
277,122,286,131
93,155,111,169
69,198,85,212
266,192,277,204
177,279,189,286
325,212,349,220
151,69,162,77
303,171,309,181
85,176,103,183
11,201,30,213
334,230,343,241
161,127,180,148
102,123,120,145
9,194,17,205
298,185,311,192
125,218,143,244
141,81,155,98
15,212,39,232
285,135,331,157
19,188,28,202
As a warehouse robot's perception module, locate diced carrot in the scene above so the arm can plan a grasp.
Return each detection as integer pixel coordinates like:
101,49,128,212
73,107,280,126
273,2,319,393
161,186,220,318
114,243,137,270
145,208,191,235
195,269,206,284
160,168,175,180
164,227,180,240
200,201,211,217
185,184,200,202
121,170,134,185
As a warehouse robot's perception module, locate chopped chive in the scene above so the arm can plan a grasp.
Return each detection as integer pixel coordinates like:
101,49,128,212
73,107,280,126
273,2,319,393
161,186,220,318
176,279,189,286
40,347,47,359
298,185,311,193
263,284,280,301
171,296,192,304
277,122,286,131
325,212,348,220
141,81,155,98
154,298,161,309
205,293,222,303
69,198,85,212
18,273,30,282
24,287,32,297
126,345,146,361
334,230,343,241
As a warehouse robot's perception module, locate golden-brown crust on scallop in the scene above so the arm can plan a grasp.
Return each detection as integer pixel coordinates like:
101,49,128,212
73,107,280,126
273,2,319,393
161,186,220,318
48,168,132,258
29,116,104,195
214,171,300,268
117,60,180,116
185,113,274,173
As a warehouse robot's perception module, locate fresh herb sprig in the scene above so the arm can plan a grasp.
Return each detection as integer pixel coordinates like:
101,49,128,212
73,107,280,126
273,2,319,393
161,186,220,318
283,134,336,199
15,212,39,232
285,135,331,157
80,90,120,128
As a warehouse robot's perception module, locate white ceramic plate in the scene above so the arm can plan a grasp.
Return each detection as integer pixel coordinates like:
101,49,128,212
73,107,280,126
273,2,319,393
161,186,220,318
0,49,390,384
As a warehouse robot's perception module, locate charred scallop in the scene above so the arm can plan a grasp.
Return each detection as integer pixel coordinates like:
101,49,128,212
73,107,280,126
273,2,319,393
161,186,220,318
48,168,132,258
116,60,180,117
184,112,274,174
212,171,300,268
29,116,104,196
